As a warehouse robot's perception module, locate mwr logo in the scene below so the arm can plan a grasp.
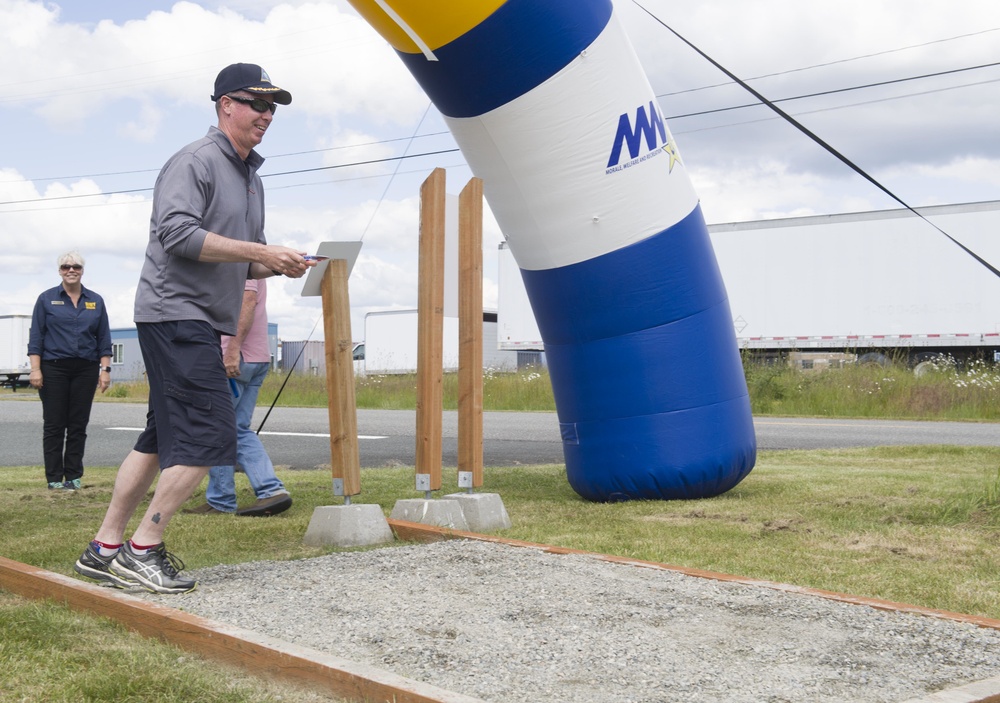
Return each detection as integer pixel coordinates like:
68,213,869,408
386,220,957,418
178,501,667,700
606,101,680,173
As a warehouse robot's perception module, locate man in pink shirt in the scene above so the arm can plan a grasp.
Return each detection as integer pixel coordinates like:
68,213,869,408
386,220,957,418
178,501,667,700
187,278,292,516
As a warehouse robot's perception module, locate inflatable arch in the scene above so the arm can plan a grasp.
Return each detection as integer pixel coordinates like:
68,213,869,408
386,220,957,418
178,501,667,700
346,0,757,501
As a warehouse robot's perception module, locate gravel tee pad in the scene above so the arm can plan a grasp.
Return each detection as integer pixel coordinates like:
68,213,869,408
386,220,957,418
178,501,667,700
150,540,1000,703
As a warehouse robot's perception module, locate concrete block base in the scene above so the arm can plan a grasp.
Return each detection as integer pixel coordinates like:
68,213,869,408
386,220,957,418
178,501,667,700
389,499,469,531
442,493,512,532
303,504,394,548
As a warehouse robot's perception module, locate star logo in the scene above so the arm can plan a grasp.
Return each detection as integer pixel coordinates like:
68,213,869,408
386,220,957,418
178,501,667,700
662,139,682,173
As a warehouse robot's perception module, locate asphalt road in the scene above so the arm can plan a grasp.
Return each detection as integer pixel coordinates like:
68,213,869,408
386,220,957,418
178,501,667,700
2,395,999,469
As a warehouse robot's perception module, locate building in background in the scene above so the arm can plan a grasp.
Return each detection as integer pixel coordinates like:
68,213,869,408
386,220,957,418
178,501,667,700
109,323,278,382
282,339,366,376
361,309,518,375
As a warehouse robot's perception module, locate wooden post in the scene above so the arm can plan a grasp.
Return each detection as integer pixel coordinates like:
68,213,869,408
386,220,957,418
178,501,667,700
458,177,484,490
321,259,361,499
416,168,446,495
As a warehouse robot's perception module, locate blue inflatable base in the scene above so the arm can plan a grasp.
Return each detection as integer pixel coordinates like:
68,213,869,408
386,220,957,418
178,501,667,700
522,205,757,502
561,394,756,502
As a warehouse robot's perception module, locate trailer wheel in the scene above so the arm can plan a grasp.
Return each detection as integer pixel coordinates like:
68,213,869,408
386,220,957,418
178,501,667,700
911,352,950,377
856,352,890,367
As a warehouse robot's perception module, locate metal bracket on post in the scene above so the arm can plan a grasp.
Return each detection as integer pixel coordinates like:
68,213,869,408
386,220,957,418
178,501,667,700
416,473,431,493
333,478,352,504
458,471,474,493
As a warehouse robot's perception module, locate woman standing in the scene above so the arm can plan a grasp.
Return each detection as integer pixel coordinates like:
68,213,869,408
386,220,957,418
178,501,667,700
28,251,112,490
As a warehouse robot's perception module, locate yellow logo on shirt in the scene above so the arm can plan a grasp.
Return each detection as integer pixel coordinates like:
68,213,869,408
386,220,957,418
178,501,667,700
85,302,96,310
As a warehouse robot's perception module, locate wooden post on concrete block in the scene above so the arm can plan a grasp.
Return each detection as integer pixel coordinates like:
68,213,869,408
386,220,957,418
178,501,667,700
322,259,361,499
416,168,446,496
458,177,484,491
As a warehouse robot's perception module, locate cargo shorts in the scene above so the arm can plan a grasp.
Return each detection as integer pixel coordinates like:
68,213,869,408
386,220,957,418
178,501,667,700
133,320,237,469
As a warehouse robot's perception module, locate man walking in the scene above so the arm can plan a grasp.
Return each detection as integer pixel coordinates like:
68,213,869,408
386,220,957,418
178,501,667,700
74,63,314,594
186,278,293,517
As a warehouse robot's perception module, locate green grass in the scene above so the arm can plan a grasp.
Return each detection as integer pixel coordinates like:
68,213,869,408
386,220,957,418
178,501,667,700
2,446,999,703
88,356,1000,421
264,367,557,412
0,591,335,702
88,366,559,413
8,356,1000,699
743,356,1000,420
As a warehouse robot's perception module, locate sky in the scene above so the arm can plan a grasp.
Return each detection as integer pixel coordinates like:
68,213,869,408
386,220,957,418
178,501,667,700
3,0,1000,345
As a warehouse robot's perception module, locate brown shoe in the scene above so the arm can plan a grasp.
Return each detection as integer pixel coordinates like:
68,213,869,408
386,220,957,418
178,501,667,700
182,502,225,515
235,493,292,517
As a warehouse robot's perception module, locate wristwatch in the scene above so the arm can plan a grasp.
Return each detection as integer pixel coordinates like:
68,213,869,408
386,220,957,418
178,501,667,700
101,366,112,373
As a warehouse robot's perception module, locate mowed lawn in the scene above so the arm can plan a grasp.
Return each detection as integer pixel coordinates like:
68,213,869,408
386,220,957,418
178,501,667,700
2,441,999,701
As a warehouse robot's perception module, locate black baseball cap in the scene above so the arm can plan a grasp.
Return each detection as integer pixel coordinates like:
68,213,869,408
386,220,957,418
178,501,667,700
211,63,292,105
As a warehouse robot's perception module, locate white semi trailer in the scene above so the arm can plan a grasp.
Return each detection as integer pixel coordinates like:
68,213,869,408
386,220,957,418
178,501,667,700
363,309,518,375
0,314,32,389
498,200,1000,370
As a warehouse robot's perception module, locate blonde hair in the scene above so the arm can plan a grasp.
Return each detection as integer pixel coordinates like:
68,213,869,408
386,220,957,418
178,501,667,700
57,251,85,268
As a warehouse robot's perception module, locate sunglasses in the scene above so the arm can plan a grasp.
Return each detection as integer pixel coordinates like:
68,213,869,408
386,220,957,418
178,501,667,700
60,264,83,271
226,95,277,115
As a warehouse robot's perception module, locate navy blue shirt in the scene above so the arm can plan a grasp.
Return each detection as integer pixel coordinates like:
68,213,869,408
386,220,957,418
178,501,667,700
28,284,112,362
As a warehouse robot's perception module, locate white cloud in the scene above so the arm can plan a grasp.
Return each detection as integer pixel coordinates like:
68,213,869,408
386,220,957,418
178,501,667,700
2,0,999,348
119,101,164,143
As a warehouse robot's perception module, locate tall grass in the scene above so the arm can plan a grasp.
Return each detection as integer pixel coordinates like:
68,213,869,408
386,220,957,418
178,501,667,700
259,366,557,412
743,356,1000,420
88,355,1000,421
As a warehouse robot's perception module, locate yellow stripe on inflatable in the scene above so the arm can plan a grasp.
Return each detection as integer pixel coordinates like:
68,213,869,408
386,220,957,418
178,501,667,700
346,0,505,54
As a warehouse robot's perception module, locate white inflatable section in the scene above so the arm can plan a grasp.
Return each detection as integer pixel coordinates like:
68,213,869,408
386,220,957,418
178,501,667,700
445,13,699,271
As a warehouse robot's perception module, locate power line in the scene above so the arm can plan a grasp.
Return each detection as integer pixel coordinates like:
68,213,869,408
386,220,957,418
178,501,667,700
0,163,469,214
664,60,1000,121
658,26,1000,97
4,58,992,210
8,17,997,187
4,32,998,209
2,131,452,184
634,0,1000,281
672,77,1000,137
359,102,434,242
0,149,461,207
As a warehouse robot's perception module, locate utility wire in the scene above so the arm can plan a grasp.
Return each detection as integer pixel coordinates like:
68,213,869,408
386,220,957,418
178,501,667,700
5,50,997,190
2,50,990,209
665,61,1000,120
257,104,439,428
0,149,461,207
257,104,438,426
0,162,469,214
3,131,453,185
673,77,1000,136
659,26,1000,97
634,0,1000,280
4,53,997,205
255,316,321,435
359,101,434,241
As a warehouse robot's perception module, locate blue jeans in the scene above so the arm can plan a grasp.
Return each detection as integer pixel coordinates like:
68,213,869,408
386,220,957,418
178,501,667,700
206,360,287,512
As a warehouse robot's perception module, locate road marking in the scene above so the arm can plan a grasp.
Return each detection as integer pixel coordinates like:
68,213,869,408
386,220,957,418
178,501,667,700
754,419,917,429
106,428,387,439
263,431,388,440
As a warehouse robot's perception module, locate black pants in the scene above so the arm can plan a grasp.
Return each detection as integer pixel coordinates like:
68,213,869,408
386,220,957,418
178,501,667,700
39,358,98,483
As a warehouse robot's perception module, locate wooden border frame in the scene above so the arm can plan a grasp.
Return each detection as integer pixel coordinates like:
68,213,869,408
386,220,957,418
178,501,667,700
0,554,483,703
